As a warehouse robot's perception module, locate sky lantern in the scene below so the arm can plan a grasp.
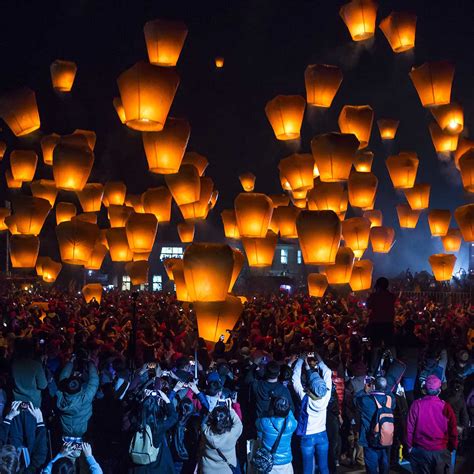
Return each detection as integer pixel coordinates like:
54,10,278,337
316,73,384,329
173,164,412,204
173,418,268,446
82,283,103,304
428,209,451,237
72,129,96,150
363,209,383,227
308,273,328,298
10,235,39,268
142,118,190,174
229,248,245,292
379,12,417,52
170,259,191,301
42,258,62,283
234,193,273,238
183,243,234,302
210,190,219,209
280,174,292,191
354,150,373,172
454,138,474,170
56,202,77,225
242,230,277,267
194,295,243,343
307,181,345,214
52,139,94,191
348,171,378,209
386,152,419,189
113,97,126,123
404,183,430,210
5,170,22,189
0,87,40,136
30,179,58,207
125,213,158,253
454,204,474,241
297,210,341,265
239,172,256,192
142,186,172,223
215,57,224,68
396,204,421,229
163,258,177,280
50,60,77,92
428,122,459,152
12,196,51,235
103,181,126,207
126,194,145,213
221,210,240,239
338,105,373,149
76,183,104,212
178,222,195,243
35,256,46,277
459,150,474,192
56,220,98,265
291,197,308,209
339,0,378,41
125,261,149,286
350,259,373,291
0,141,6,160
441,229,462,252
85,243,108,270
179,176,214,220
370,226,395,253
324,247,354,284
0,208,10,232
10,150,37,182
165,164,201,206
5,215,20,235
143,19,188,67
409,61,454,107
278,154,314,192
431,103,463,135
133,251,151,262
40,134,60,165
74,213,97,224
106,228,134,262
273,206,300,239
265,95,305,140
182,152,208,176
311,132,360,182
342,217,371,257
429,254,456,281
98,229,109,249
117,61,179,132
377,119,399,140
304,64,343,108
108,205,134,228
269,194,290,208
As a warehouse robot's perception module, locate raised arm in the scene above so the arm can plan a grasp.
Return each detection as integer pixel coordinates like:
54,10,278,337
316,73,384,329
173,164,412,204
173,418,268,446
291,359,305,400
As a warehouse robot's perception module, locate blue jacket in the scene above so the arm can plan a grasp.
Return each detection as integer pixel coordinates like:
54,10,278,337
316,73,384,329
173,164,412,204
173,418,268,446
256,411,297,465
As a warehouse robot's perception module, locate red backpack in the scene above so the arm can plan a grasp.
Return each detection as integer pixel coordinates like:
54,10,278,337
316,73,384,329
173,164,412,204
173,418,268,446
369,395,394,448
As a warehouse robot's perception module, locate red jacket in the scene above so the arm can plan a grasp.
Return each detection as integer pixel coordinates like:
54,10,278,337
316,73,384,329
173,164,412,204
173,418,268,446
406,395,458,451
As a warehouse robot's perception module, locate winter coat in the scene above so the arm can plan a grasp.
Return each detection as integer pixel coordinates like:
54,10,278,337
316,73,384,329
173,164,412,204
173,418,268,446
256,411,297,465
12,358,48,408
200,408,242,473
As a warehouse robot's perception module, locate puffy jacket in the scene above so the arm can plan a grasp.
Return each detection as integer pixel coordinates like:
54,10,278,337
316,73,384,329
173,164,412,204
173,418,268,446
256,411,297,466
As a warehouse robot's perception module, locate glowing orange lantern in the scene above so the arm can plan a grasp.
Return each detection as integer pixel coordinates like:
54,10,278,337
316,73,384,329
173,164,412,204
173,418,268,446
221,210,240,239
82,283,103,304
242,231,278,267
40,134,60,166
342,217,371,256
143,19,187,67
56,220,98,265
273,206,300,239
308,273,328,297
117,61,179,131
182,152,209,176
163,257,179,280
350,259,373,291
379,12,416,52
85,243,108,270
126,194,145,213
239,172,256,192
12,196,51,235
0,141,6,159
103,181,126,207
377,119,399,140
170,259,191,301
454,204,474,242
278,154,314,192
404,183,430,210
428,209,451,237
108,205,134,228
348,171,378,209
269,194,290,208
311,132,360,182
183,243,234,302
142,187,172,223
441,229,462,252
339,0,378,41
370,226,395,253
386,152,419,189
409,61,454,107
429,122,459,152
234,193,273,238
338,105,373,149
73,129,96,150
396,204,421,229
307,181,345,213
429,254,456,281
125,261,149,286
76,183,104,212
98,229,109,249
0,208,10,231
215,57,224,68
210,190,219,209
179,177,214,221
10,150,37,181
106,228,134,262
304,64,343,108
5,170,22,189
454,138,474,170
113,97,126,123
431,103,463,135
363,209,383,227
133,252,151,262
165,164,201,206
0,87,40,136
229,248,245,291
324,247,355,284
56,202,76,225
42,258,62,283
50,60,77,92
265,95,305,140
459,150,474,192
73,213,97,224
30,179,57,207
125,213,158,252
178,222,194,243
10,235,39,268
35,256,46,277
354,151,373,172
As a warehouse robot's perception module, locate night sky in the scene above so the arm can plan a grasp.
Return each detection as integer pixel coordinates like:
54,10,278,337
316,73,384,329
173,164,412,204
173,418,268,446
0,0,473,277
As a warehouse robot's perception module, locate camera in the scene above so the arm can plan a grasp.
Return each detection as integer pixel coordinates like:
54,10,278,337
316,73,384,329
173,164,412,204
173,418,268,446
20,402,29,410
364,376,375,386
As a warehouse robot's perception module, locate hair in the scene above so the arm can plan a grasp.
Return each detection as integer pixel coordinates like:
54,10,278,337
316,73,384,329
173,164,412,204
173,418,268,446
175,356,189,370
206,381,222,397
425,387,441,396
278,364,293,383
264,361,280,380
375,277,389,290
13,339,35,359
208,406,232,435
272,397,290,418
374,376,387,392
52,457,75,474
0,444,19,474
59,376,82,395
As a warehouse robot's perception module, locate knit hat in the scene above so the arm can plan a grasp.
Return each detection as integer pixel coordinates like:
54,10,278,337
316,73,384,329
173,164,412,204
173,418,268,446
425,375,442,391
308,371,328,398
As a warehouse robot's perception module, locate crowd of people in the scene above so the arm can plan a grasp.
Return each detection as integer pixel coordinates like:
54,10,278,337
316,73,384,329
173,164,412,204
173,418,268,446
0,276,472,474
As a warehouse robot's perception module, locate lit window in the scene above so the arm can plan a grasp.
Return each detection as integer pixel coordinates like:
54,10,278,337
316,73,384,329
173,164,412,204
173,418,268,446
139,283,149,291
297,250,302,264
122,276,131,291
160,246,183,261
152,275,162,292
280,248,288,264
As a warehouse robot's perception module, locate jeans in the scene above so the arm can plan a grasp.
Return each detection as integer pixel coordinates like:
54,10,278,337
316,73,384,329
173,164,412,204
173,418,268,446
300,431,329,474
410,446,451,474
363,446,389,474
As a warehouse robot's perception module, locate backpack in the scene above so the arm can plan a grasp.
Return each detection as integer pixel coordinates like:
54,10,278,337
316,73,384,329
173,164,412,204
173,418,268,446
368,395,394,448
129,424,160,465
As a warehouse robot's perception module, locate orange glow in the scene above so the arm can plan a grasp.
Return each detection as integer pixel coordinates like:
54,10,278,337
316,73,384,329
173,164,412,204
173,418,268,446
441,229,462,252
339,0,378,41
12,196,51,235
377,119,399,140
409,61,454,107
428,209,451,237
342,217,371,256
428,122,459,152
354,150,373,172
82,283,103,304
5,169,22,189
278,154,314,192
108,205,134,228
178,222,195,243
379,12,416,53
386,152,419,189
182,152,208,176
215,57,224,68
10,150,37,182
308,273,328,297
113,97,126,123
304,64,343,107
103,181,126,207
239,172,256,192
85,243,108,270
40,133,60,165
76,183,104,212
308,181,345,214
106,227,134,262
56,220,99,265
273,206,300,238
125,261,149,286
165,164,201,206
370,226,395,253
242,231,278,267
429,254,456,281
234,193,273,238
10,235,39,268
324,247,355,284
350,259,373,291
363,209,383,228
221,210,241,239
431,103,463,135
50,60,77,92
0,87,40,136
265,95,306,140
125,213,158,252
459,149,474,192
30,179,57,207
348,171,378,209
142,186,173,223
454,204,474,242
338,105,373,149
396,204,421,229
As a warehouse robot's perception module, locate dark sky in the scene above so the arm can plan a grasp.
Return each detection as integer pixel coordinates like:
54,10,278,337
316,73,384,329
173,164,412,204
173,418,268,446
0,0,473,277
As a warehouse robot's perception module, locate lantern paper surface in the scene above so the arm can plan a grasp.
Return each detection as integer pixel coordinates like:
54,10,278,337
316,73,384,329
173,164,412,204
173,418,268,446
142,187,172,222
42,258,62,283
10,235,39,268
324,247,355,284
429,254,456,281
396,204,421,229
459,150,474,192
178,222,195,242
377,119,399,140
363,209,383,227
431,103,463,135
428,209,451,237
234,193,273,238
429,122,459,153
404,184,430,210
229,248,245,291
106,228,134,262
56,220,99,265
125,261,149,285
338,105,373,149
441,229,462,252
304,64,343,108
265,95,305,140
308,181,345,214
0,87,40,136
56,202,77,226
125,213,158,253
182,152,208,176
379,12,416,53
171,259,191,302
242,231,278,267
165,165,201,206
221,210,241,239
308,273,328,298
12,196,51,235
454,204,474,242
50,60,77,92
108,205,134,228
85,243,108,270
30,179,57,207
339,0,378,41
113,97,126,123
76,183,104,212
354,151,373,172
239,172,256,192
82,283,103,304
10,150,37,181
350,259,373,291
53,141,94,191
348,171,378,209
273,206,300,239
103,181,126,207
409,61,454,107
342,217,371,255
278,154,314,192
386,152,419,189
370,226,395,253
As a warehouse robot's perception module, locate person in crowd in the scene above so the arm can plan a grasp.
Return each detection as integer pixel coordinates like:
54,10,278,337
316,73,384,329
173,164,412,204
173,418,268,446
0,444,20,473
407,375,458,474
42,442,102,474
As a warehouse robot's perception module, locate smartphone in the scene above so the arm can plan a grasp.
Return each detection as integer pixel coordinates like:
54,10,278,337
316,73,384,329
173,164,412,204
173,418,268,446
189,360,195,366
20,402,29,410
307,352,315,358
147,362,157,369
362,337,368,342
219,335,225,342
364,376,375,385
